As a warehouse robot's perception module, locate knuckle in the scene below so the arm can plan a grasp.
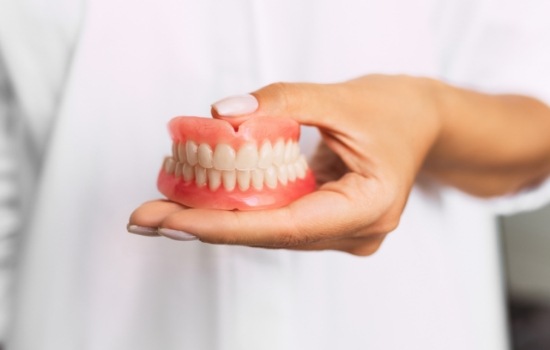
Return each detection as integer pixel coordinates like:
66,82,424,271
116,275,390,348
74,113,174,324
346,240,384,257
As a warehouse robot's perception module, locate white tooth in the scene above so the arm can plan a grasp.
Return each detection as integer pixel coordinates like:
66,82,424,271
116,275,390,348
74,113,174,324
287,164,296,182
258,141,273,169
284,140,293,164
178,142,187,163
265,166,278,189
235,143,258,170
198,143,213,168
195,166,207,187
277,165,288,185
164,157,176,174
299,154,309,170
175,162,183,178
222,170,236,191
213,144,236,170
237,170,251,191
182,163,194,182
186,141,198,166
294,162,306,179
251,169,264,190
273,139,285,166
291,142,300,161
208,169,222,191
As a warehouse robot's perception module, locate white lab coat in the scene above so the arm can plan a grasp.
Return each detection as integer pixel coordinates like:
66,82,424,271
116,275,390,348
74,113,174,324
1,0,550,349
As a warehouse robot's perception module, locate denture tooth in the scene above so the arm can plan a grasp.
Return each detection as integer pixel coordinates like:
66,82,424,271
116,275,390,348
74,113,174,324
294,162,306,179
172,143,179,161
208,169,222,191
177,142,187,163
235,143,258,170
299,154,309,170
277,165,288,185
213,144,236,171
291,142,300,161
237,170,251,191
222,170,236,191
164,157,176,174
258,141,273,169
265,166,278,189
195,166,207,187
198,143,213,168
186,141,198,166
175,162,183,178
251,169,264,190
273,139,285,166
287,164,296,182
284,140,294,164
182,163,194,182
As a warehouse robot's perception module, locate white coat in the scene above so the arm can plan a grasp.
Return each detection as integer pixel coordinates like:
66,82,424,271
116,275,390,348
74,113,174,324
1,0,550,349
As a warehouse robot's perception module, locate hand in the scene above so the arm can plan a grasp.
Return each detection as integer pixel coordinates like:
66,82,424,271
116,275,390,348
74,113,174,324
128,75,442,255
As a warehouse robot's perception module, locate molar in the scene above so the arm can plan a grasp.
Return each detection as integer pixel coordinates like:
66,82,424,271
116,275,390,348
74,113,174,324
277,165,288,185
198,143,213,168
186,141,198,166
294,162,306,179
164,157,176,174
213,144,236,171
287,163,296,182
235,143,258,170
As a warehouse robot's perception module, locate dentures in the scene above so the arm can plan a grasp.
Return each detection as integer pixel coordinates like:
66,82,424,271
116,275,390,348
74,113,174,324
157,116,316,210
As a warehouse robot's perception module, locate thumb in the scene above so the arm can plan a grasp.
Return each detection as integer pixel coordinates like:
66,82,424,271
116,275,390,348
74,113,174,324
211,82,337,128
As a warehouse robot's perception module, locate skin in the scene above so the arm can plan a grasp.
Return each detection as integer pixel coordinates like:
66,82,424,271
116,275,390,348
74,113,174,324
128,74,550,256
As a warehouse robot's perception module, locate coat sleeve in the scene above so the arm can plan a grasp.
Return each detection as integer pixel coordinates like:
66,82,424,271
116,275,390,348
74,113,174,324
435,0,550,215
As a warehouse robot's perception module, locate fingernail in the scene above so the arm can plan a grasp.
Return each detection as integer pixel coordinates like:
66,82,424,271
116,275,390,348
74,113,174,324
212,94,258,116
158,228,198,241
127,224,159,237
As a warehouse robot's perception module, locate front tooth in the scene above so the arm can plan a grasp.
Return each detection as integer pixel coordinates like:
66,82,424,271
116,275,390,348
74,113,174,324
272,139,285,166
198,143,213,168
182,163,194,182
164,157,176,174
287,164,296,182
258,141,273,169
222,170,236,191
208,169,222,191
277,165,288,185
265,166,278,189
237,170,251,191
177,142,187,163
235,143,258,170
284,140,293,164
195,166,207,187
251,169,264,190
213,144,236,170
294,162,306,179
186,141,198,166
